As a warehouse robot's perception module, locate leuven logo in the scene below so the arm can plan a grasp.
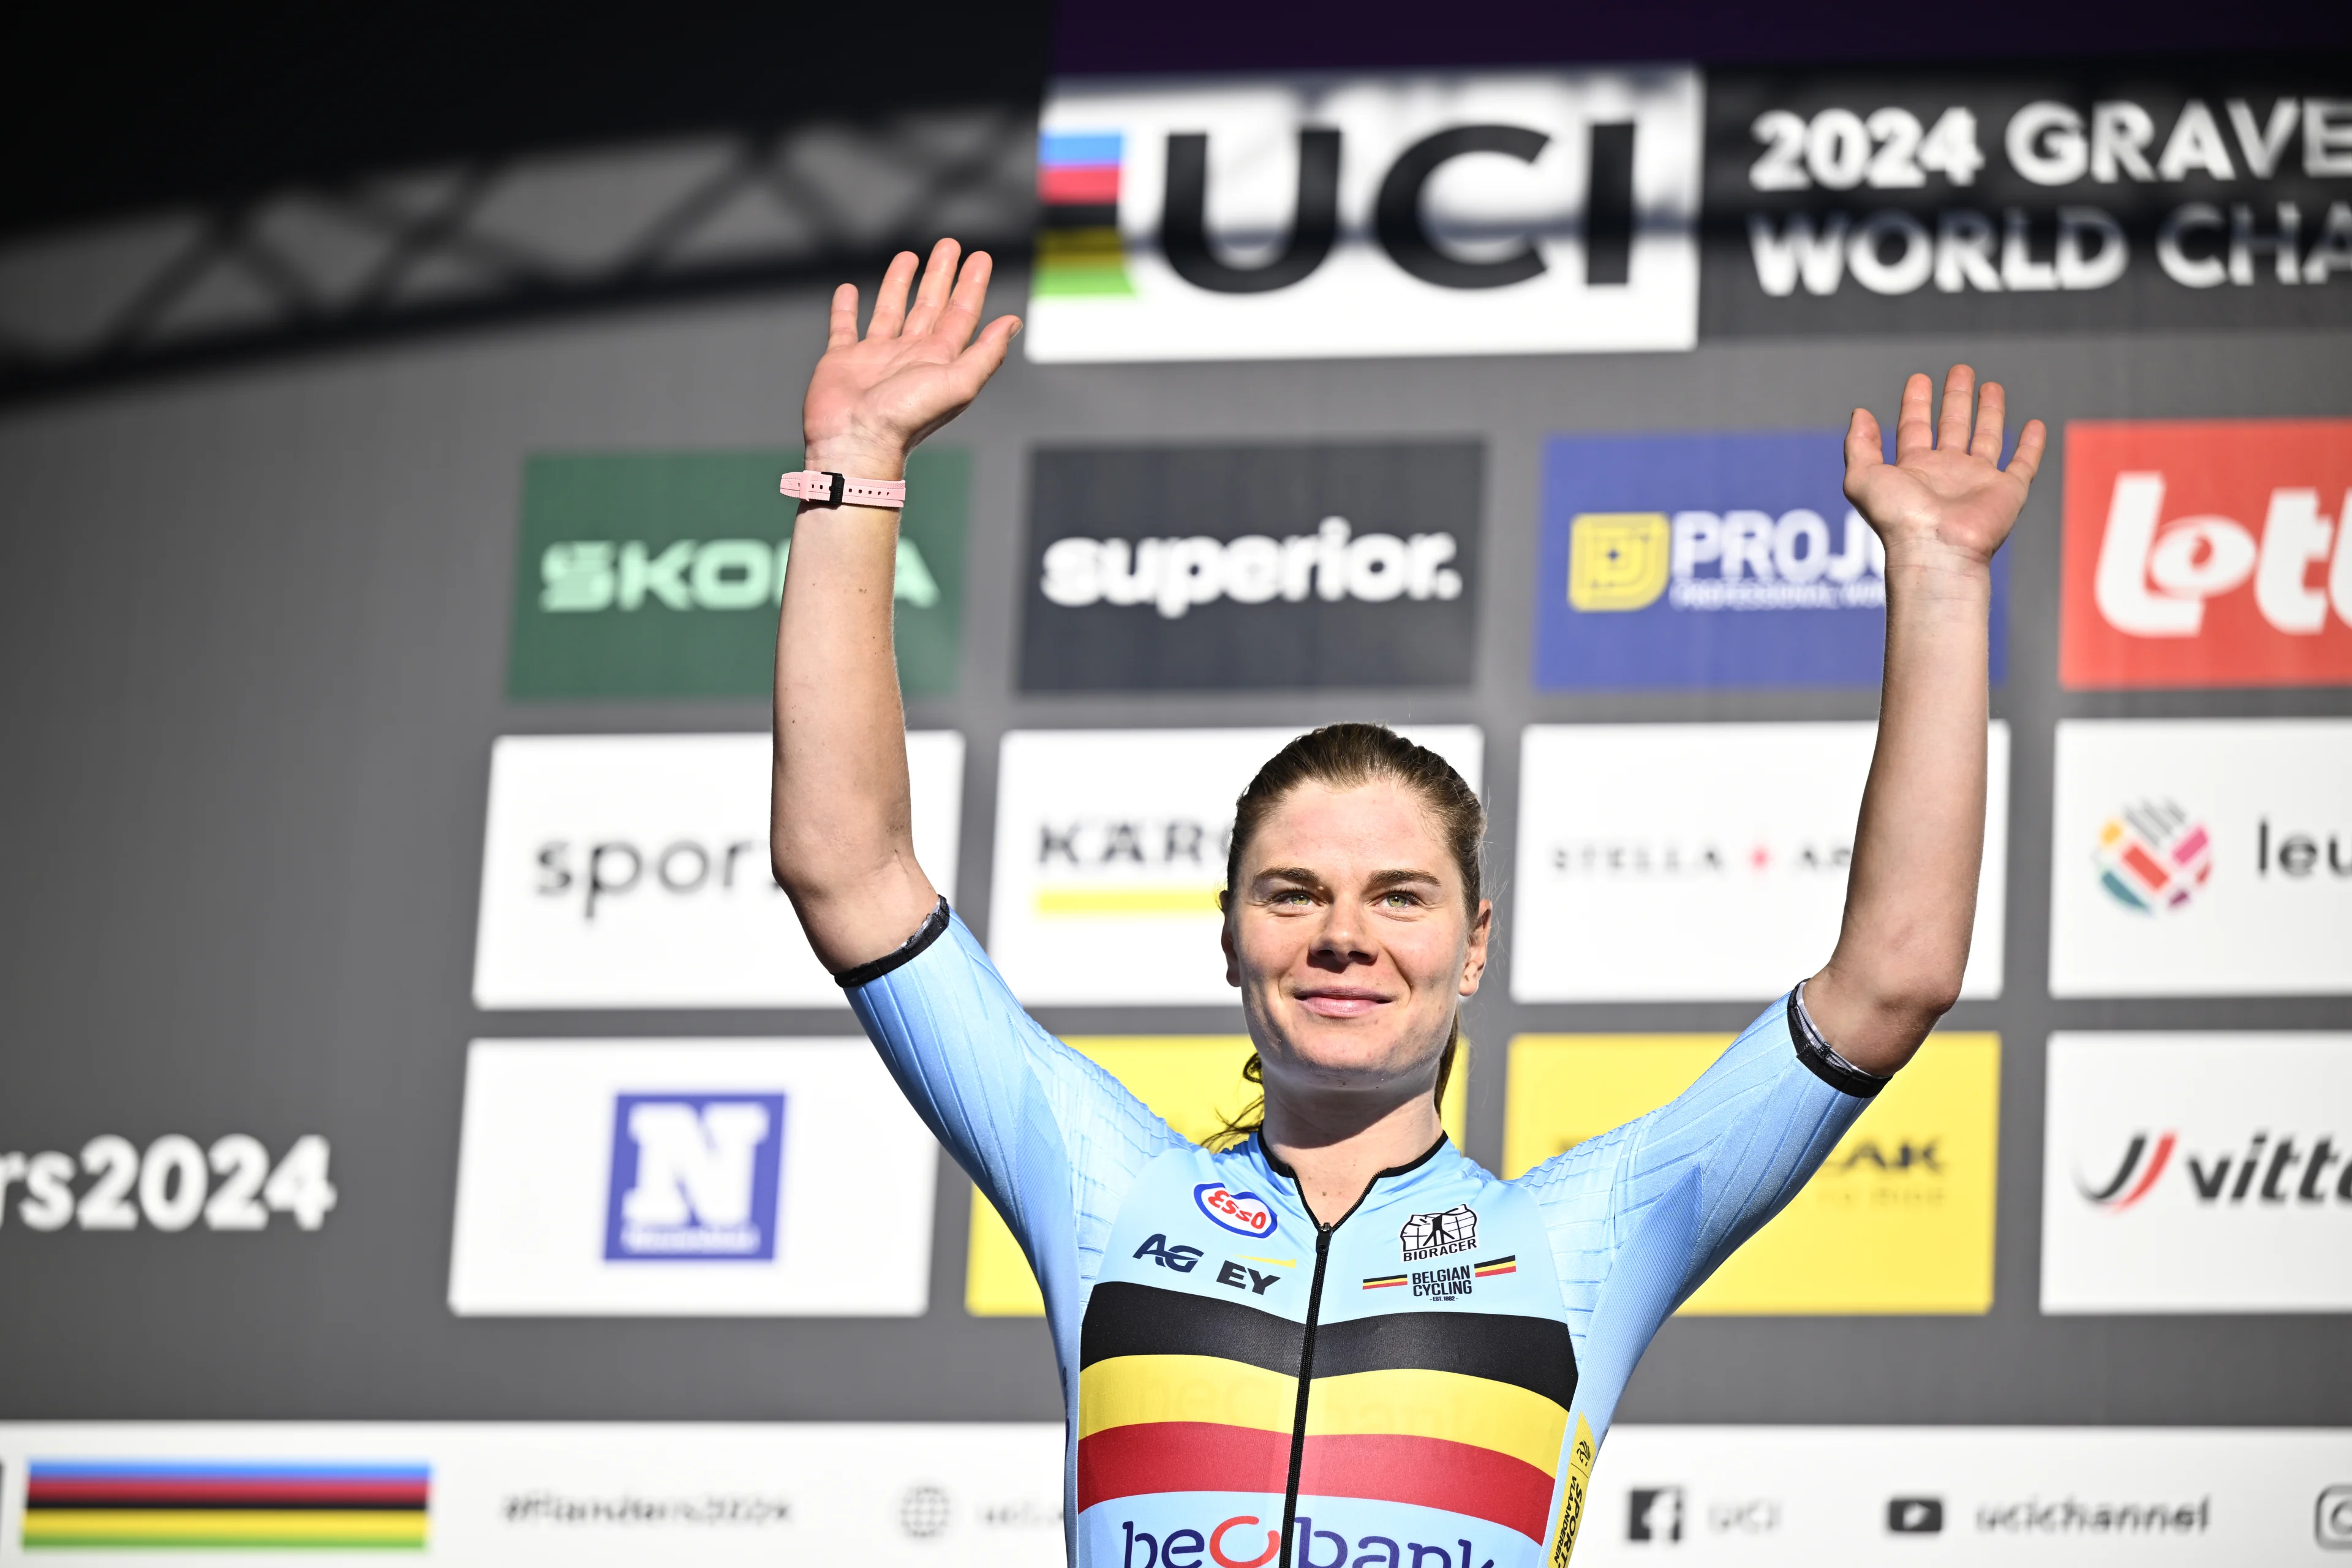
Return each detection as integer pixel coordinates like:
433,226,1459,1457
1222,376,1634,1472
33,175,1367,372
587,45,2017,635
2092,799,2214,914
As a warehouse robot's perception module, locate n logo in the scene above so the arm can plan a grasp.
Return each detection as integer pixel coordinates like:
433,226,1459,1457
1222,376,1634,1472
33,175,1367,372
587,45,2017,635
604,1093,785,1260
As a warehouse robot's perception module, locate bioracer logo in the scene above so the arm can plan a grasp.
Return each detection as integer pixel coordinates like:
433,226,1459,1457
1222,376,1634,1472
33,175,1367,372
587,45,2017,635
1194,1183,1277,1238
1400,1205,1479,1262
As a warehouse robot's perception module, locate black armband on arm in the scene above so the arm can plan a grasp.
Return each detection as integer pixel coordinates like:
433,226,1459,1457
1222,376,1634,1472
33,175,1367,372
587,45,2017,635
835,896,952,989
1787,981,1890,1099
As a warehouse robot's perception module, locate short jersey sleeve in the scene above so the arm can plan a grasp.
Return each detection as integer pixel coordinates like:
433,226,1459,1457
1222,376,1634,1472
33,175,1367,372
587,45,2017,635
845,907,1189,1343
1512,992,1877,1428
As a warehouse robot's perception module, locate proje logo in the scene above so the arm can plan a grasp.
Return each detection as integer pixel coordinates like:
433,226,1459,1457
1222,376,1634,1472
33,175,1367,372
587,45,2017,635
1536,431,2002,690
2061,419,2352,689
2092,799,2213,914
2081,1128,2352,1209
603,1094,785,1261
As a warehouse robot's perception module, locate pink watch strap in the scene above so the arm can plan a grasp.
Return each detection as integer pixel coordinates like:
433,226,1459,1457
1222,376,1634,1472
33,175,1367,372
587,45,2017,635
780,469,907,509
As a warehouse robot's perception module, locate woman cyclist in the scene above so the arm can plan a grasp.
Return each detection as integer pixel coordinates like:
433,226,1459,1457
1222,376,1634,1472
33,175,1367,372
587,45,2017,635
771,240,2042,1568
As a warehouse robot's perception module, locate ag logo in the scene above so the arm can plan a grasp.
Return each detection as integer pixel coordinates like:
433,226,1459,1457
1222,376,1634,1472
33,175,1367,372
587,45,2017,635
1400,1204,1479,1262
603,1093,785,1261
1195,1182,1278,1238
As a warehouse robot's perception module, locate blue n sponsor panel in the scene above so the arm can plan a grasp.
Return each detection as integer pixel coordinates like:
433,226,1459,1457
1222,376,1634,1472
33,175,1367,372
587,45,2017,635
1532,431,2008,690
603,1093,786,1262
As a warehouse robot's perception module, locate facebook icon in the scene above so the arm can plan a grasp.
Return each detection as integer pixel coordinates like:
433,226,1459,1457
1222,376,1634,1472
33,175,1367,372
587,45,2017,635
603,1093,785,1261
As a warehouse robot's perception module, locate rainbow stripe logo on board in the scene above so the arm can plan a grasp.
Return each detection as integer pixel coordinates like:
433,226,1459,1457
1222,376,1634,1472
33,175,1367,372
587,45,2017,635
1036,131,1134,297
22,1460,430,1550
2092,799,2214,914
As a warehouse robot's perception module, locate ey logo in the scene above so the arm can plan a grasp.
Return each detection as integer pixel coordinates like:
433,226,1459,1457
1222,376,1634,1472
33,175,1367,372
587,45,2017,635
603,1093,785,1261
1568,513,1671,611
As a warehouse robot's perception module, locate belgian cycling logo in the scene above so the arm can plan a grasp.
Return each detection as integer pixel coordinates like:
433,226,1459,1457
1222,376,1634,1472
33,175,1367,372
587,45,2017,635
603,1093,785,1261
2093,799,2213,914
1399,1204,1478,1262
1194,1182,1278,1238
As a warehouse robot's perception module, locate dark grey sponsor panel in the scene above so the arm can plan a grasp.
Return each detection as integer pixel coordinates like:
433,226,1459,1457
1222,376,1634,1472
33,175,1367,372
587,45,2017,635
1702,67,2352,337
1020,442,1482,691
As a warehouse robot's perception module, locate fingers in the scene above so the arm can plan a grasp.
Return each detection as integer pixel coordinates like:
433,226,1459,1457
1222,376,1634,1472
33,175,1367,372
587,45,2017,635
934,249,996,347
2007,418,2048,485
827,283,859,350
901,238,963,340
949,313,1022,396
867,251,920,339
1970,378,2006,461
1844,406,1883,477
1894,372,1935,462
1937,364,1975,451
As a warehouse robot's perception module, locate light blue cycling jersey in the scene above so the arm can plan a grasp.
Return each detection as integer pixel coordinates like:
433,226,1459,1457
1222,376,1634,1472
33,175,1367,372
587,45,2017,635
847,902,1880,1568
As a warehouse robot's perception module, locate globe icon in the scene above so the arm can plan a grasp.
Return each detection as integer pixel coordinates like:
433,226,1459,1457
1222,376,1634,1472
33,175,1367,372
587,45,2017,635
899,1484,952,1540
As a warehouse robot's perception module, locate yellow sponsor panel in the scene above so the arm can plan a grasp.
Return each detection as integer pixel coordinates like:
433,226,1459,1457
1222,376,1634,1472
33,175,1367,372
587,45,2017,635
1567,512,1670,611
968,1035,1471,1316
1504,1031,1998,1314
1034,885,1224,917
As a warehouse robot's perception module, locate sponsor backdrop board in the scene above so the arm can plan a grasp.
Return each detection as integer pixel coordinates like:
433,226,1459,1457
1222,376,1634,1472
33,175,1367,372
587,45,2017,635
2060,418,2352,690
2048,718,2352,997
1512,722,2010,1002
2043,1032,2352,1314
1535,429,2009,691
989,726,1483,1005
1504,1033,2000,1314
1029,70,1702,361
448,1040,939,1315
965,1036,1470,1315
508,449,968,699
471,732,963,1009
1022,442,1481,690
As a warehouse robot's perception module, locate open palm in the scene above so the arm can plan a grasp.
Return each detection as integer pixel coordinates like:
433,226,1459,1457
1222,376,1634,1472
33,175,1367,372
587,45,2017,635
802,239,1020,473
1845,366,2046,565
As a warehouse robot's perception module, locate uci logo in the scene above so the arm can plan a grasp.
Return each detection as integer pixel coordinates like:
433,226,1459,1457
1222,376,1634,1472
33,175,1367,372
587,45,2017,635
1194,1182,1278,1238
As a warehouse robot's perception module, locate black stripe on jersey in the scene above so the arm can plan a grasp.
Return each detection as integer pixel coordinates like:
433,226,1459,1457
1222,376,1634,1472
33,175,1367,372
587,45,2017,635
1312,1311,1578,1408
1080,1281,1303,1375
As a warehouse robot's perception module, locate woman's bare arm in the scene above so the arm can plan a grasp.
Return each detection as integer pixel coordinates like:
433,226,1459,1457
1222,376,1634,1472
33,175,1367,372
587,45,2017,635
1804,366,2045,1074
770,239,1018,971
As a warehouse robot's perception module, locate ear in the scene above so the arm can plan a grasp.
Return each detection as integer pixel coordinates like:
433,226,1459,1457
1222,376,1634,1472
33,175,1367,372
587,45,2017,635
1221,910,1241,989
1458,898,1493,998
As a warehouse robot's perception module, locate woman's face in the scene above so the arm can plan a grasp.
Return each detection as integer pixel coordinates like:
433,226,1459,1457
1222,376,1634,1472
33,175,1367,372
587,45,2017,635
1222,778,1491,1115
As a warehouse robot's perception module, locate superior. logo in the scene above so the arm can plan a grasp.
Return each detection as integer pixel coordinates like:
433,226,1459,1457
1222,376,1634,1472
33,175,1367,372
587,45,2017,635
1194,1183,1277,1238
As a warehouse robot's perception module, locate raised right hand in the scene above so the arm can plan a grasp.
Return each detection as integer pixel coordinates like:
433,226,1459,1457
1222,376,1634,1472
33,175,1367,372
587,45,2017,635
801,239,1020,479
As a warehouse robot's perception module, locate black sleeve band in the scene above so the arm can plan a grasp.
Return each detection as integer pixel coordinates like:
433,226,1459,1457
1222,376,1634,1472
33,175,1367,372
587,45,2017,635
1787,984,1889,1099
835,896,952,989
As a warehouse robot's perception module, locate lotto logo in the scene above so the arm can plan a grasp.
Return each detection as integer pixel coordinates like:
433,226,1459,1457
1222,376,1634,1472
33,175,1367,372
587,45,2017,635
2061,419,2352,689
603,1094,785,1261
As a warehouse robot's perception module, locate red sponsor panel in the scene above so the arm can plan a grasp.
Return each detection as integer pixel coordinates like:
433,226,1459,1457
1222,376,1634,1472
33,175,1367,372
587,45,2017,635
2060,420,2352,690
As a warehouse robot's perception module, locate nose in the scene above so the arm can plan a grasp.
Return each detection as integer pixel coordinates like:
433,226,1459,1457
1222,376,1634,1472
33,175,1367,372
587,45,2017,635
1307,900,1374,973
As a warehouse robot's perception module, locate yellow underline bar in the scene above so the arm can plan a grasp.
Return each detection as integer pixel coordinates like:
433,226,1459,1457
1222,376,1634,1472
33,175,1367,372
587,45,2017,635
1035,886,1221,917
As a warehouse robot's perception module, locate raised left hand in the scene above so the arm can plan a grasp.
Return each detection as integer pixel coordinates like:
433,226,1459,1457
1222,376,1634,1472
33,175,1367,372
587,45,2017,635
1844,365,2046,567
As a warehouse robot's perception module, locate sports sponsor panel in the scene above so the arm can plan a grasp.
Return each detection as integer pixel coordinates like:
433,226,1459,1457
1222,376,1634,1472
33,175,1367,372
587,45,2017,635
0,1423,1066,1565
2048,718,2352,997
447,1039,937,1316
1704,69,2352,338
507,448,967,699
987,726,1482,1006
1021,442,1480,691
1504,1032,1999,1313
470,731,963,1008
1511,722,2009,1002
2042,1032,2352,1314
2060,418,2352,690
965,1038,1468,1316
1028,70,1701,362
1534,429,2009,690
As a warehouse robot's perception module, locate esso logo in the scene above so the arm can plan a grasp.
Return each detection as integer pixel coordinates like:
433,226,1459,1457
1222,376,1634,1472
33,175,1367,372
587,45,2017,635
1194,1182,1277,1238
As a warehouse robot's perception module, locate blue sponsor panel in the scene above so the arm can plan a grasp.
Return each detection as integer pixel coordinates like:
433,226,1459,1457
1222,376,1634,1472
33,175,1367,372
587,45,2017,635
1532,431,2007,690
603,1092,786,1262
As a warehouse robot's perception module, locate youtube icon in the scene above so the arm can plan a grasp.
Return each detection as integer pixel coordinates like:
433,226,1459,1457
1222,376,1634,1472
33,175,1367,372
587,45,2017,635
2061,420,2352,690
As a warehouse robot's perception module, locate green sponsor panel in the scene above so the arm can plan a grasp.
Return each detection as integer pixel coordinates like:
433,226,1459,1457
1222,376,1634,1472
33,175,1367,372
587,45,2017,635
507,448,966,699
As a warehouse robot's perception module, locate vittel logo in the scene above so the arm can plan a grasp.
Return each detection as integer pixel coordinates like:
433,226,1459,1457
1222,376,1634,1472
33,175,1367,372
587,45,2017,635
2080,1128,2352,1209
1041,519,1462,619
1194,1183,1277,1238
603,1094,785,1261
2095,473,2351,637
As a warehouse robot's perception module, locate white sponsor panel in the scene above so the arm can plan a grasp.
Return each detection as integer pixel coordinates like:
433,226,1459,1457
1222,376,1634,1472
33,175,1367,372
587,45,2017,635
1030,70,1700,362
2049,718,2352,997
2042,1032,2352,1314
0,1423,1065,1566
448,1039,936,1316
1511,722,2009,1002
988,727,1483,1005
471,732,963,1008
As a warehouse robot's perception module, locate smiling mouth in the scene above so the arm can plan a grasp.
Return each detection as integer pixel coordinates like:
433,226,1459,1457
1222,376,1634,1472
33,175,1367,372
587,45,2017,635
1295,988,1391,1019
